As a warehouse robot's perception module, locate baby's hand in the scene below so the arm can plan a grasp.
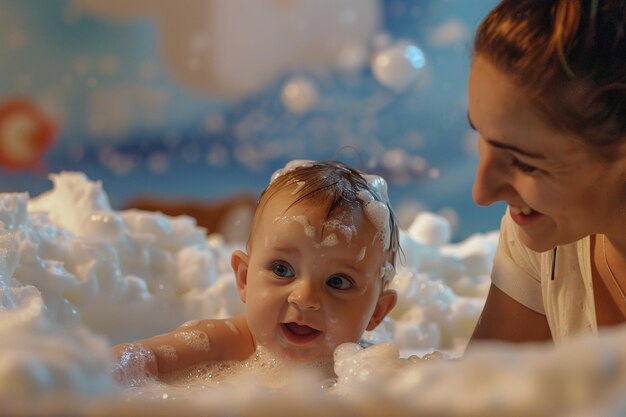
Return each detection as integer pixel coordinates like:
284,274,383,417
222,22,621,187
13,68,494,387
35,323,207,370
111,343,159,387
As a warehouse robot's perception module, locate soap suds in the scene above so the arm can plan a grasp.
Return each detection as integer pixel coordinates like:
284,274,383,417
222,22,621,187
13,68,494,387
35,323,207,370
155,344,178,361
173,330,210,351
356,246,366,261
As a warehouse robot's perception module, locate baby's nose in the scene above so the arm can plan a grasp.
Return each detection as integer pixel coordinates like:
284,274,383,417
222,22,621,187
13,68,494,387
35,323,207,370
287,281,321,310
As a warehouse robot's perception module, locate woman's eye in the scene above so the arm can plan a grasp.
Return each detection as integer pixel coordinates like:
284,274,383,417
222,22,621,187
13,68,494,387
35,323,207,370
272,262,294,278
511,157,537,173
326,275,352,290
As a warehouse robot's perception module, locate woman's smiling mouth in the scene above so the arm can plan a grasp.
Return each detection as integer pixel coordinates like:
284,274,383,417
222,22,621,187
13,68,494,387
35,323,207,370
509,204,543,226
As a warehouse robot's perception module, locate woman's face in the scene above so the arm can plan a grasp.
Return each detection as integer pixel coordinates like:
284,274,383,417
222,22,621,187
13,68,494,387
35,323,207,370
468,56,625,252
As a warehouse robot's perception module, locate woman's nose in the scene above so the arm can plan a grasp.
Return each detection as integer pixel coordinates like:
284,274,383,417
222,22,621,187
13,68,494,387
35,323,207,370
472,139,516,206
287,281,321,311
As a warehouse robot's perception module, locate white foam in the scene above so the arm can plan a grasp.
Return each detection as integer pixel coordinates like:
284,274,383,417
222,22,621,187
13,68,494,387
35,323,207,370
114,343,158,387
5,170,626,416
324,218,356,245
161,345,332,389
408,211,451,247
155,345,178,361
356,189,391,252
321,233,339,247
274,215,316,239
269,160,315,184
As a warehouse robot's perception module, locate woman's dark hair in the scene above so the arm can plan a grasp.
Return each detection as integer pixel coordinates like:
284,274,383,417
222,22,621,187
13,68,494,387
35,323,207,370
474,0,626,156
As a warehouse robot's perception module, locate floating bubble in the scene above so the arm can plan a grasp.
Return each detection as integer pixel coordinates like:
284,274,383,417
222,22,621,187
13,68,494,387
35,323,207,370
98,147,134,176
382,148,409,171
147,151,169,174
371,40,426,92
428,167,440,179
428,19,470,47
203,113,225,134
371,32,393,50
98,55,119,76
336,43,368,73
280,76,319,115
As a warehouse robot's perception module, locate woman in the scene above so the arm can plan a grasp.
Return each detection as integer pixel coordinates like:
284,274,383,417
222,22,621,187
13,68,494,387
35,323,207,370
467,0,626,345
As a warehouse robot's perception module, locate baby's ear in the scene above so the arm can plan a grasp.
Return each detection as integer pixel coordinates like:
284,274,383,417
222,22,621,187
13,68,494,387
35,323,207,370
231,250,250,303
366,289,397,331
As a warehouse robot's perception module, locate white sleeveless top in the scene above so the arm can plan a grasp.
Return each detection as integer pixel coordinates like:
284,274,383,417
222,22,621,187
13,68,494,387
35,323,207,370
491,210,597,345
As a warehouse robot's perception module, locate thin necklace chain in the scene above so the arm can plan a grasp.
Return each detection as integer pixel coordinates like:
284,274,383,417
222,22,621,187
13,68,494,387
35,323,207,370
602,234,626,301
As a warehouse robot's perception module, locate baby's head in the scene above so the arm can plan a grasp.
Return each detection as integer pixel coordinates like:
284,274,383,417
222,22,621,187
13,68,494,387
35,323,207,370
253,160,400,275
231,160,399,363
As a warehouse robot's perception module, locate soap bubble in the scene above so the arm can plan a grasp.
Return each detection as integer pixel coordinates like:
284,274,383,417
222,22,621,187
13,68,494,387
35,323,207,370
428,19,470,47
336,44,368,73
371,40,426,92
280,76,319,115
147,151,169,174
371,32,393,50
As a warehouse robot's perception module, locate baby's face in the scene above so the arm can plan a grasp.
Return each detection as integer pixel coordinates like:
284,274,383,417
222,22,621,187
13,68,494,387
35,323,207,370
238,189,394,363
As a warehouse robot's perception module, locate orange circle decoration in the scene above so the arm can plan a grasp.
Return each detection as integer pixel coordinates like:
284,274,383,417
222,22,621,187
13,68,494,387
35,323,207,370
0,98,57,171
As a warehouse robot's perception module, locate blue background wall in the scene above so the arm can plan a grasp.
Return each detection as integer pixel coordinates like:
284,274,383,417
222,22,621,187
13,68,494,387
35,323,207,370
0,0,504,240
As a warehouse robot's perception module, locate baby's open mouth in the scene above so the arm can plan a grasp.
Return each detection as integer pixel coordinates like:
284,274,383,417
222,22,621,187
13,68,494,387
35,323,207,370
281,323,322,344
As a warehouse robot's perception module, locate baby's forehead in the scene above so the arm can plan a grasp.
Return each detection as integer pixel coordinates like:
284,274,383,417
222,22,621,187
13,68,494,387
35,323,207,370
261,190,367,230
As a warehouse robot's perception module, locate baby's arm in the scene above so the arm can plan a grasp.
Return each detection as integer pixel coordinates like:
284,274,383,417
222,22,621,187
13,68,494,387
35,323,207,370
111,314,254,385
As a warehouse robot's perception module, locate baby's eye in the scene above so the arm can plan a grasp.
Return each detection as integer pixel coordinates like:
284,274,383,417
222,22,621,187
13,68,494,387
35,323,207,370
272,262,294,278
511,157,537,173
326,275,352,290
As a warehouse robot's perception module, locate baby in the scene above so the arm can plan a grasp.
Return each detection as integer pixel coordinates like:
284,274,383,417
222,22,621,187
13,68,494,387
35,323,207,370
111,160,400,384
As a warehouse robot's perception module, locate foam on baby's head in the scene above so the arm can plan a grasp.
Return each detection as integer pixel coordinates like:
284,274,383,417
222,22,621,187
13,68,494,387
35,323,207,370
254,160,400,282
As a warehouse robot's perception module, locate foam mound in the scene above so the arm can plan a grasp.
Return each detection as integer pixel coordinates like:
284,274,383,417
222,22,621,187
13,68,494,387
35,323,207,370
1,172,625,416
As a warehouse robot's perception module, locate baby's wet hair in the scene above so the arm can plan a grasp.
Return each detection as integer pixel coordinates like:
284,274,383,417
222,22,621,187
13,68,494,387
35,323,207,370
252,160,400,270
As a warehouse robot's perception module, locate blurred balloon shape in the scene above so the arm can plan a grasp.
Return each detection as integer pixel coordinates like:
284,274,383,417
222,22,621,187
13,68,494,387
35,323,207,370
371,40,426,92
73,0,380,100
428,19,470,47
280,76,319,115
336,43,368,73
0,98,57,172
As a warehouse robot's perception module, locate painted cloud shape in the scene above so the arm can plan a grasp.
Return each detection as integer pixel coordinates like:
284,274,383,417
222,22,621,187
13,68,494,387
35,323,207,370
74,0,380,100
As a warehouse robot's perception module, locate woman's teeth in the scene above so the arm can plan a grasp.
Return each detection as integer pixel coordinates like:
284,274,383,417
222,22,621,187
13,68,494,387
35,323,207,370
510,205,533,215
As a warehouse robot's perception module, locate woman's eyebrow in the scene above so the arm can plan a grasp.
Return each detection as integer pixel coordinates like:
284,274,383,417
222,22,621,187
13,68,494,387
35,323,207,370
467,112,545,159
487,139,545,159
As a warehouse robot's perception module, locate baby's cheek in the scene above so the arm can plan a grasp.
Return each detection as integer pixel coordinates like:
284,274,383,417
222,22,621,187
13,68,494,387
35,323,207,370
325,314,362,346
245,307,271,341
